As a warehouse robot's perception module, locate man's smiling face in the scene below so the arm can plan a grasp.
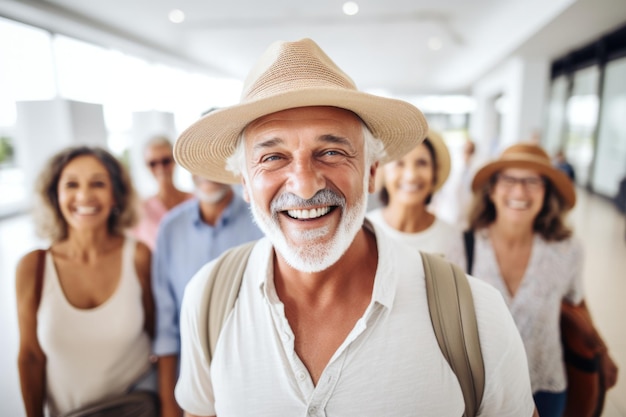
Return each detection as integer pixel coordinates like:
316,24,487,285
241,106,373,273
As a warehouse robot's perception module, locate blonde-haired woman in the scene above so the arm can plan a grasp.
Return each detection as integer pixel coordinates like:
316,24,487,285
16,146,157,416
367,129,459,256
446,143,617,417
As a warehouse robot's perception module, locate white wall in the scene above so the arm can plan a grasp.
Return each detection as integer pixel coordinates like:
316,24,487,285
14,98,107,207
470,57,550,160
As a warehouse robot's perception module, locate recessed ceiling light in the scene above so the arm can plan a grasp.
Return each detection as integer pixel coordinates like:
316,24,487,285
343,2,359,16
169,9,185,23
427,37,443,51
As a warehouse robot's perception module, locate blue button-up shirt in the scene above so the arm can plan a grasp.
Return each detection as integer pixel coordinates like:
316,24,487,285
152,194,263,356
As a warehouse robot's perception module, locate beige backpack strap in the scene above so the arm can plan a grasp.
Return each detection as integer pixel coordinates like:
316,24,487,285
199,240,257,366
420,251,485,417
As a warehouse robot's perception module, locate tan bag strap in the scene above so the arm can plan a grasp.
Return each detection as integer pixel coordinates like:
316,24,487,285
421,251,485,417
198,244,484,415
199,240,257,365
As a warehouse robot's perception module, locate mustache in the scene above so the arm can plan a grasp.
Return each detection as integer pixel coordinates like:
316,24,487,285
271,189,345,213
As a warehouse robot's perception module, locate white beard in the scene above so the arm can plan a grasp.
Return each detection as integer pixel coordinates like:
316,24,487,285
195,187,228,204
247,177,369,273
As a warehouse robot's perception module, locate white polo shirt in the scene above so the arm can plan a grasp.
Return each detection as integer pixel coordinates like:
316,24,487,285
175,225,535,417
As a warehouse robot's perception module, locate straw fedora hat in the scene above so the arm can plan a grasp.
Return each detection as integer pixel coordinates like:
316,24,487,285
173,38,428,184
472,143,576,208
374,128,451,192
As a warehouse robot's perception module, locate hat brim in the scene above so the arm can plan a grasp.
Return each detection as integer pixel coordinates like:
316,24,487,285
472,156,576,208
174,87,428,184
426,130,451,191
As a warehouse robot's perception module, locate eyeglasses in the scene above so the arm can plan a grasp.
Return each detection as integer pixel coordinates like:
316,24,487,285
148,157,173,168
496,174,545,191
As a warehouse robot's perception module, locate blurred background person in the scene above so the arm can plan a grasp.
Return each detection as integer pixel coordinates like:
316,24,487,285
152,174,262,416
553,148,576,182
430,136,478,230
16,146,156,417
367,129,458,256
130,136,193,249
446,143,617,417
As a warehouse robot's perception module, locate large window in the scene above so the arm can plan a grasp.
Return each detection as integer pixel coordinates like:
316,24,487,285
543,76,568,156
564,66,599,188
0,17,242,216
547,22,626,196
591,57,626,197
0,18,55,215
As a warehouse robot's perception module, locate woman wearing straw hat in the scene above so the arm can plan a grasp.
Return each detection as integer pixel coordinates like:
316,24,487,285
446,142,617,417
367,129,459,256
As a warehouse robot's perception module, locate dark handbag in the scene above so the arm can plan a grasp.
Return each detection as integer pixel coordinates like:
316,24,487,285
560,302,606,417
59,390,159,417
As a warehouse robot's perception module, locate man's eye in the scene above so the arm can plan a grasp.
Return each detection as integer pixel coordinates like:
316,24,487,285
262,155,281,163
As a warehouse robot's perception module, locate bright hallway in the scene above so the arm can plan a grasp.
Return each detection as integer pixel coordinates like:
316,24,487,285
1,188,625,416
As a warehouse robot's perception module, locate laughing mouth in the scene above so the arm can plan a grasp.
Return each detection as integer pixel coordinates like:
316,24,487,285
507,199,530,210
286,206,334,220
75,206,99,215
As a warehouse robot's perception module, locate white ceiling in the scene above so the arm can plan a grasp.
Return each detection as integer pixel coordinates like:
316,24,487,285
1,0,626,96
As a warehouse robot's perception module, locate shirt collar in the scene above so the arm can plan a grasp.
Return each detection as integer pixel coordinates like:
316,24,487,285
191,193,243,228
255,220,398,310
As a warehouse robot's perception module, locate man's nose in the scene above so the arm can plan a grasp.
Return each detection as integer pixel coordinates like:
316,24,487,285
285,156,325,201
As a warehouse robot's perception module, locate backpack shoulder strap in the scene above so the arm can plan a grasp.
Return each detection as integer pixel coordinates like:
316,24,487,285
420,251,485,417
199,240,257,366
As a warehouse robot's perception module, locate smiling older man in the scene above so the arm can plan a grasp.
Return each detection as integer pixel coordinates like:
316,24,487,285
172,38,536,417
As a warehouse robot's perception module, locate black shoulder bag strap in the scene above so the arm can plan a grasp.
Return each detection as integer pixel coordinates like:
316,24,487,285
463,230,475,275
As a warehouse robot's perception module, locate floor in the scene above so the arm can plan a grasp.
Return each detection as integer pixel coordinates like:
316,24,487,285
0,189,625,416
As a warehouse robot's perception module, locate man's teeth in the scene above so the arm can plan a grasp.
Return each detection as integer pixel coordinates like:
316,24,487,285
507,200,529,209
287,206,331,219
75,206,98,215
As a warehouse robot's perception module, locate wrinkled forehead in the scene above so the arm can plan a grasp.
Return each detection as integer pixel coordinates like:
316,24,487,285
243,106,364,144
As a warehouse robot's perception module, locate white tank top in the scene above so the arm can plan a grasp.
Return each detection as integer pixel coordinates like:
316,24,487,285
37,238,152,417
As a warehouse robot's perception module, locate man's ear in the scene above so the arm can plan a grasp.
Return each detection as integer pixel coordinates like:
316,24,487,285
241,176,250,203
368,162,379,194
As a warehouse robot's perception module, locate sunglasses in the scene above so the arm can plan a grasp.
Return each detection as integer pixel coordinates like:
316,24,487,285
148,157,173,168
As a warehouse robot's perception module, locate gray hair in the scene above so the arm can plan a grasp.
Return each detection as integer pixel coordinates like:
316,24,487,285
225,123,386,179
144,135,173,154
